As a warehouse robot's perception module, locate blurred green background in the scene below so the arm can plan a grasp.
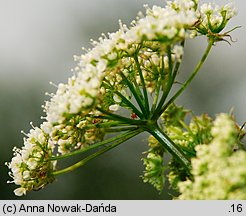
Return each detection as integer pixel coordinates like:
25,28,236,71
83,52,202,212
0,0,245,199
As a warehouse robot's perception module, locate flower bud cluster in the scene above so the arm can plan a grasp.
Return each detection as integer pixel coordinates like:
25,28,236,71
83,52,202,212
6,124,56,196
178,114,246,199
50,116,106,155
142,136,166,192
161,104,213,190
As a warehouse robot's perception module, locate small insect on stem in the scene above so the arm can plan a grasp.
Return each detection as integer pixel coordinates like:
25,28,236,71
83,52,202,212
38,170,47,179
92,119,101,124
131,113,138,119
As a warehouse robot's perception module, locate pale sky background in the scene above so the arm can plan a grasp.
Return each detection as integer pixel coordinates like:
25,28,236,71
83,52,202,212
0,0,245,199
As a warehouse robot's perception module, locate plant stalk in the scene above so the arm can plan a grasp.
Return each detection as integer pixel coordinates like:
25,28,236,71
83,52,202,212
52,128,142,176
160,38,214,115
146,124,191,171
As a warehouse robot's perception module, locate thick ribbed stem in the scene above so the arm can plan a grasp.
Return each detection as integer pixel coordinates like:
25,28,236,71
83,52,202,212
146,123,191,171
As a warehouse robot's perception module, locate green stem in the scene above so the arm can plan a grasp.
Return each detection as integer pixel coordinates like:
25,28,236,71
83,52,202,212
52,128,142,175
116,91,143,118
151,46,174,120
104,126,137,133
151,40,185,113
48,128,140,161
158,38,214,116
96,107,143,125
147,124,191,171
120,71,147,117
172,40,185,80
85,121,129,129
134,55,150,117
103,80,144,118
150,76,162,114
150,55,165,114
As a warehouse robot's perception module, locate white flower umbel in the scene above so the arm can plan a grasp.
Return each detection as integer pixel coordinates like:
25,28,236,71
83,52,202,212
197,2,237,35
